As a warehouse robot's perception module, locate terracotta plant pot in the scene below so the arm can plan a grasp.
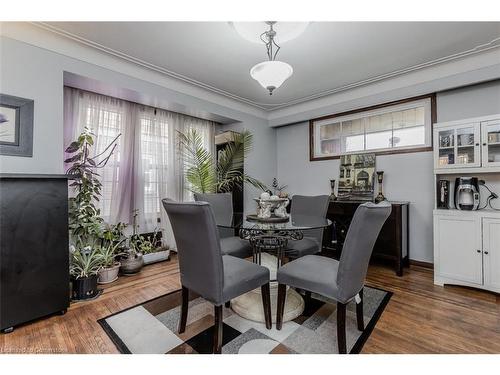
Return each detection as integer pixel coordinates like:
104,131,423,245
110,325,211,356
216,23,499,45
97,262,121,284
119,253,144,275
71,275,99,300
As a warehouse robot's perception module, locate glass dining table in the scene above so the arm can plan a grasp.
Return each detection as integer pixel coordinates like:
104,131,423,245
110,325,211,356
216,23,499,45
217,213,332,267
216,213,332,323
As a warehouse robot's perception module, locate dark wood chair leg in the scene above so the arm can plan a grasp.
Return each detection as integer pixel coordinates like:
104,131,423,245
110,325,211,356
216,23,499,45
213,305,223,354
225,301,231,308
356,288,364,331
178,286,189,334
261,283,272,330
276,283,287,330
337,302,347,354
304,290,312,302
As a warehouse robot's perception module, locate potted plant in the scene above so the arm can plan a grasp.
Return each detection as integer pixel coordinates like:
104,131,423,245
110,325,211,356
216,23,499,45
65,126,120,299
119,247,144,275
102,222,128,248
119,209,144,275
95,240,125,284
70,245,102,300
138,228,171,265
178,129,267,194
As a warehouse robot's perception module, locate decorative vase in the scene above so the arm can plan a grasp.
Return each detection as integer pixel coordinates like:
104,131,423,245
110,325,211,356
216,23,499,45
97,262,121,284
375,171,386,203
119,252,144,275
71,274,99,300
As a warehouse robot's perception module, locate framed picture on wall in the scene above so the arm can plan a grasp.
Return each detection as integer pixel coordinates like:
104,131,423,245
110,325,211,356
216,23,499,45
337,153,375,201
0,94,34,157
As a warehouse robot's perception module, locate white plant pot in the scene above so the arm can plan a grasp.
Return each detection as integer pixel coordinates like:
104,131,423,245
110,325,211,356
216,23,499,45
143,250,171,265
97,262,121,284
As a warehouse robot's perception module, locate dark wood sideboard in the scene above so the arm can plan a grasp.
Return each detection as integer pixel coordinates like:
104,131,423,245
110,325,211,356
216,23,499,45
322,200,410,276
0,174,70,333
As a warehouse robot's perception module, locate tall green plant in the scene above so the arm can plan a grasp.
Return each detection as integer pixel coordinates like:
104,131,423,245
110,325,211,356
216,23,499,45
178,129,217,193
65,126,120,247
178,129,267,194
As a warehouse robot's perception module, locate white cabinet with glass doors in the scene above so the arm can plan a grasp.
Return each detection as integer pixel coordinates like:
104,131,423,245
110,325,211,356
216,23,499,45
434,116,500,171
481,119,500,168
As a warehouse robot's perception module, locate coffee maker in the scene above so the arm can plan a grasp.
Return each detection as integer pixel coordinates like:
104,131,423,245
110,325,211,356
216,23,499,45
454,177,480,210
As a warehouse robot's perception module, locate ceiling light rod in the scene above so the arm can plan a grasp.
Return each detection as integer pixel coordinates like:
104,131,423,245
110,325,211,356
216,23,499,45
250,21,294,96
261,21,280,61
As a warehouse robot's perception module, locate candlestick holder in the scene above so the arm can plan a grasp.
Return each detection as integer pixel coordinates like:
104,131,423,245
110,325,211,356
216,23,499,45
375,171,386,203
329,179,337,200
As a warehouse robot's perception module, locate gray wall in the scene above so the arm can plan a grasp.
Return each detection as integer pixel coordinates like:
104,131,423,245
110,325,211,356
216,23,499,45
220,120,277,215
436,80,500,122
276,80,500,263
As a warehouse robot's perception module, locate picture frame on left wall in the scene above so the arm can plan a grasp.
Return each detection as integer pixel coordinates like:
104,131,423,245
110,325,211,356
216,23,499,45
0,94,34,157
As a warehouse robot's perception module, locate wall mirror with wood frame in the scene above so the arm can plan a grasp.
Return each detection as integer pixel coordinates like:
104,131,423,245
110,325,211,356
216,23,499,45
309,94,436,161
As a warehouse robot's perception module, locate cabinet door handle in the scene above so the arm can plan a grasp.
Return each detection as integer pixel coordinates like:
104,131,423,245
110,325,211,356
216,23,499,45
476,249,481,253
483,143,487,146
475,143,480,146
484,251,489,255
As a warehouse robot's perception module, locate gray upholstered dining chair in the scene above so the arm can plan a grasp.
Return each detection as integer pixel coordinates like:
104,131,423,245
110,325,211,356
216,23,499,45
275,201,391,354
162,198,272,354
286,194,331,258
194,192,253,259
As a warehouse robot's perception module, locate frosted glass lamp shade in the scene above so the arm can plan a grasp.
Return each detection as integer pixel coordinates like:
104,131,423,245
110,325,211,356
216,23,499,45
250,61,293,95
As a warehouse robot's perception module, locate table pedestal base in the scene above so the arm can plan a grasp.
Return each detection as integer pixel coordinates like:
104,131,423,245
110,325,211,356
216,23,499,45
231,253,304,323
231,285,304,323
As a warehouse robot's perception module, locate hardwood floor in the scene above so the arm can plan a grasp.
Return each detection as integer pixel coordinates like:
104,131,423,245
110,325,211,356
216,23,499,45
1,255,499,354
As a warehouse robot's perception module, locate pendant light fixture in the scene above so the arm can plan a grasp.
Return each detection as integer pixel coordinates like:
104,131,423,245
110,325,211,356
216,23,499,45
249,22,293,95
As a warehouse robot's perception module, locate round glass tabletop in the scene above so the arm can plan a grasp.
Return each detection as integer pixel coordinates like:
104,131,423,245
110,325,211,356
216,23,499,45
216,213,331,231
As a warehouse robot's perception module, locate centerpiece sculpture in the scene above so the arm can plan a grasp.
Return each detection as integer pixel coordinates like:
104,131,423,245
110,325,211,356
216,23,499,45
247,191,290,223
255,178,290,222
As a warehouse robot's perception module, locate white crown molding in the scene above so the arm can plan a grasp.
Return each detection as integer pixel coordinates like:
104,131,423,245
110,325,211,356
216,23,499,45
22,22,500,114
33,22,271,111
267,36,500,111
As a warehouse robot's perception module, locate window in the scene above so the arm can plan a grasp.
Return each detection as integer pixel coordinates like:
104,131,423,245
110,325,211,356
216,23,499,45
310,95,435,161
64,87,215,237
139,116,169,217
84,102,124,220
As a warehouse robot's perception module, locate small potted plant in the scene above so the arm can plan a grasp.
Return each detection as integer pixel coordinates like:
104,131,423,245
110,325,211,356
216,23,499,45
119,209,144,275
139,228,171,265
95,240,125,284
119,246,144,275
70,245,102,300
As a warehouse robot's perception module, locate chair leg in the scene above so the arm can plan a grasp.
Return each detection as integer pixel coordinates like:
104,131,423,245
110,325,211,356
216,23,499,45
213,305,223,354
304,290,312,303
337,302,347,354
276,283,287,330
356,288,364,331
261,283,272,330
178,286,189,334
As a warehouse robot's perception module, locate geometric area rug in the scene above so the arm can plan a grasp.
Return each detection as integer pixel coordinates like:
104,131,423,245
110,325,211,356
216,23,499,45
98,286,391,354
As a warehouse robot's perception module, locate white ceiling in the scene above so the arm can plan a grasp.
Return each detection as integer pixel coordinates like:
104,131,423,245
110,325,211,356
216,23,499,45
44,22,500,111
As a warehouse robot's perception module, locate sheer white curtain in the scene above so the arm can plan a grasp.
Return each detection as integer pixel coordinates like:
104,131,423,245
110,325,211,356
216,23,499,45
64,87,137,224
134,107,215,247
64,87,215,248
